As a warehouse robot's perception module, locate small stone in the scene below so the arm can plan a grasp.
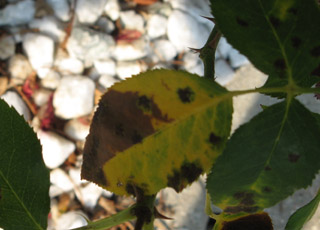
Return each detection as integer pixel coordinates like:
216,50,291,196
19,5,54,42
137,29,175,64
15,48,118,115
0,0,35,26
64,118,90,141
55,211,88,229
69,168,85,186
93,59,116,76
76,0,108,24
182,51,204,76
147,14,168,39
228,49,250,69
217,37,232,59
1,91,31,121
79,183,103,209
49,185,65,198
112,37,150,61
98,75,119,89
215,59,235,85
33,88,52,107
38,130,76,169
8,54,33,80
23,33,54,75
0,35,15,60
45,0,71,21
153,39,177,61
167,10,210,52
96,17,115,33
66,27,115,64
28,16,66,42
104,0,120,21
116,61,147,79
41,70,61,89
55,57,84,75
50,168,74,192
120,10,145,32
53,76,95,119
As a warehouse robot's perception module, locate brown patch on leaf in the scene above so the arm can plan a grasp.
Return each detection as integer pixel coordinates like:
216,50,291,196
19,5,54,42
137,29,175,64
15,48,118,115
269,16,280,28
288,153,300,162
311,64,320,76
274,59,286,70
288,8,298,15
137,95,152,112
224,205,259,214
221,212,273,230
236,17,249,27
263,187,272,193
264,166,272,171
291,37,302,48
209,132,222,145
81,90,173,186
228,192,257,214
311,46,320,57
177,87,195,103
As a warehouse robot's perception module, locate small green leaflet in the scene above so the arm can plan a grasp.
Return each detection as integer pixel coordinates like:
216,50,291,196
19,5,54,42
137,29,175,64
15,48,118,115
0,99,50,230
285,189,320,230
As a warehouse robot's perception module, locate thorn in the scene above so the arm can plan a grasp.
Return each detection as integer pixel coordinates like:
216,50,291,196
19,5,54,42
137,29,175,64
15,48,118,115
201,16,216,24
188,47,202,53
154,207,173,220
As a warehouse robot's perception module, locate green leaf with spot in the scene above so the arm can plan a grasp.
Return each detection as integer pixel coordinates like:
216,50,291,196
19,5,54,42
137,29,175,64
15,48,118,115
207,99,320,225
0,99,50,230
211,0,320,89
81,69,233,196
285,189,320,230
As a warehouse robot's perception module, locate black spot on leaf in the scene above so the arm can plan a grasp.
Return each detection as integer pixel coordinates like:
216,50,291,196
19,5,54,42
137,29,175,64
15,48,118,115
269,16,280,28
167,170,181,192
221,212,273,230
0,187,1,200
263,187,272,193
288,7,298,15
209,132,222,145
265,166,272,171
125,183,144,198
132,130,143,144
137,95,152,112
224,205,259,214
311,64,320,76
233,192,255,205
288,153,300,162
236,17,249,27
181,162,203,183
291,37,302,48
177,87,195,103
274,59,286,70
311,46,320,57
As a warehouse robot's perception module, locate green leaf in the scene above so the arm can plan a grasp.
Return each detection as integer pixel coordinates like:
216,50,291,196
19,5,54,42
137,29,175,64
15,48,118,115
82,69,233,196
207,99,320,222
0,99,50,230
285,189,320,230
211,0,320,86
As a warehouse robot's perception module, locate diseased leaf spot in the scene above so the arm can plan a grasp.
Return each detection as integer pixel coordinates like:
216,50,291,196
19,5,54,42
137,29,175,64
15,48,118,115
177,87,195,103
263,187,272,193
209,132,222,145
125,183,144,197
224,205,259,214
167,170,181,192
132,130,143,144
274,59,286,70
288,153,300,162
0,187,1,200
269,16,280,28
137,95,152,112
311,46,320,57
221,212,273,230
181,162,203,183
291,37,302,48
288,7,298,15
115,123,124,136
233,192,255,205
236,17,249,27
311,64,320,76
264,166,272,171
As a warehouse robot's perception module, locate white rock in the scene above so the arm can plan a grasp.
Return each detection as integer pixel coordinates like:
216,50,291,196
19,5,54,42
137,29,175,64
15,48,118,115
28,16,66,42
167,10,210,52
33,89,52,107
41,70,61,89
53,76,95,119
8,54,33,80
55,211,88,229
104,0,120,21
96,17,115,33
79,183,103,209
147,14,168,39
45,0,71,21
182,51,201,70
217,37,232,59
120,10,145,32
49,185,65,198
215,59,235,85
38,130,76,169
1,91,31,121
76,0,108,24
112,37,150,61
66,27,115,64
50,168,74,192
228,49,250,68
98,75,119,89
23,33,54,74
0,36,15,60
187,64,204,76
0,0,35,26
55,57,84,75
64,118,90,141
69,168,85,186
153,39,177,62
116,61,147,79
93,59,116,76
